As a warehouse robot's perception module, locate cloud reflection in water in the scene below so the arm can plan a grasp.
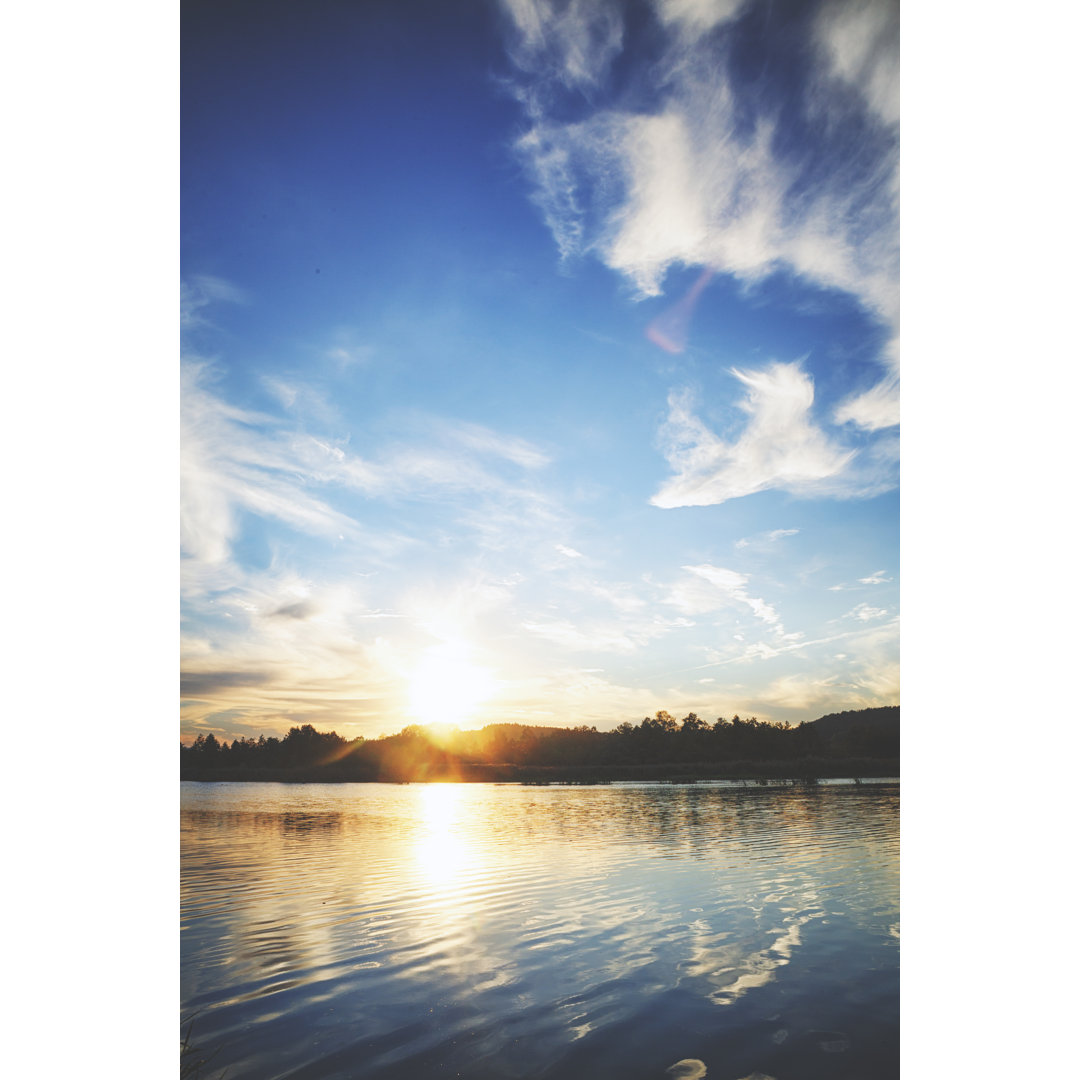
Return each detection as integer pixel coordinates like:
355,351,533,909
182,782,898,1079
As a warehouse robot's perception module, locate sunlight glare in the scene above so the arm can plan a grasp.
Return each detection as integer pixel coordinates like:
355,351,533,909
408,640,494,728
414,783,470,890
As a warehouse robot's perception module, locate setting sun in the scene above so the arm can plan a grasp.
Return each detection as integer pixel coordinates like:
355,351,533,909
408,641,495,728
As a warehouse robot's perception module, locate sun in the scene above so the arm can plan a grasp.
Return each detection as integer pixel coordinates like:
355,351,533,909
408,640,495,728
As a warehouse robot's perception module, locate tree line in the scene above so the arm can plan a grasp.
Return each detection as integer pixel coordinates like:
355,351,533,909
180,707,899,782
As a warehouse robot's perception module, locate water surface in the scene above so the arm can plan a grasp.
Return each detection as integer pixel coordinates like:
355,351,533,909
181,781,898,1079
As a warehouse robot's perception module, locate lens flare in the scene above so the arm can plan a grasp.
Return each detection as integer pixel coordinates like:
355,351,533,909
646,267,714,354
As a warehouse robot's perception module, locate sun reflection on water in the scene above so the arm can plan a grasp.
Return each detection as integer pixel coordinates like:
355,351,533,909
413,783,474,892
183,783,898,1080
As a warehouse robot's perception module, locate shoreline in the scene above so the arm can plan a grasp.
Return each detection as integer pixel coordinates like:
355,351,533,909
180,756,899,785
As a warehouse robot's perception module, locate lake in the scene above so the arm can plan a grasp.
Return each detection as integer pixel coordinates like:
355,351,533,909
181,780,899,1080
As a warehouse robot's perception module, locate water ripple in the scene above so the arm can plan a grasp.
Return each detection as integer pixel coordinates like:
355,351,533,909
182,781,898,1080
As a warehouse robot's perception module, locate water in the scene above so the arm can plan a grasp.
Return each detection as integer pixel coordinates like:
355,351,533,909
181,781,899,1080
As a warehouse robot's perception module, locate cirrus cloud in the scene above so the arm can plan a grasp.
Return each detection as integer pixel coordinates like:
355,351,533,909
652,363,855,508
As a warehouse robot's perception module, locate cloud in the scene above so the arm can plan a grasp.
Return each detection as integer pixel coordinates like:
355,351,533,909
845,602,889,621
180,570,410,739
500,0,623,91
661,565,804,660
180,362,361,565
325,333,376,369
522,610,691,653
555,543,584,559
666,1060,707,1080
737,617,899,714
827,568,893,591
813,0,900,128
834,334,900,430
655,0,744,34
833,370,899,430
652,363,855,507
691,607,895,675
180,281,578,740
520,572,697,655
677,564,780,625
743,671,845,711
521,618,644,653
501,0,900,482
573,577,650,613
271,599,319,620
181,353,554,570
859,569,892,585
735,528,799,549
505,0,899,325
180,275,248,329
494,666,671,727
444,420,551,470
288,418,551,504
180,670,273,697
260,375,344,428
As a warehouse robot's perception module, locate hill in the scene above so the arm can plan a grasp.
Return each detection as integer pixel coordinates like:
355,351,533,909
802,706,899,759
182,707,900,783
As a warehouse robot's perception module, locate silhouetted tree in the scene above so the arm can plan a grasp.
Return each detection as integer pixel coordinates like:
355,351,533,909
181,707,898,779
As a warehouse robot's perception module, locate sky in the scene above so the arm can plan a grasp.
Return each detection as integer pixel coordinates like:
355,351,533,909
180,0,900,743
7,5,1075,1073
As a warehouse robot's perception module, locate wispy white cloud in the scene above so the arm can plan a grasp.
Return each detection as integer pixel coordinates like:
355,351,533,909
324,329,376,369
813,0,900,129
179,355,566,715
444,420,551,470
522,579,691,652
827,568,893,591
845,601,889,621
834,335,900,430
676,564,781,626
180,282,579,740
833,370,899,430
693,615,898,719
260,374,343,428
735,527,799,549
652,363,855,507
572,577,650,614
654,0,745,35
742,670,846,712
182,359,556,569
180,362,360,566
555,543,584,559
180,275,248,330
326,345,373,367
860,570,891,585
522,617,649,653
495,666,666,727
505,0,899,326
500,0,623,91
180,568,407,738
501,0,900,495
659,565,807,668
302,418,551,504
518,567,702,655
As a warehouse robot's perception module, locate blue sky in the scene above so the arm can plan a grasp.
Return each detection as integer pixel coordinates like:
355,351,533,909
180,0,900,742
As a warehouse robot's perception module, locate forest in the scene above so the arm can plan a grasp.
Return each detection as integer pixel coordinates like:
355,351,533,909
180,706,899,783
